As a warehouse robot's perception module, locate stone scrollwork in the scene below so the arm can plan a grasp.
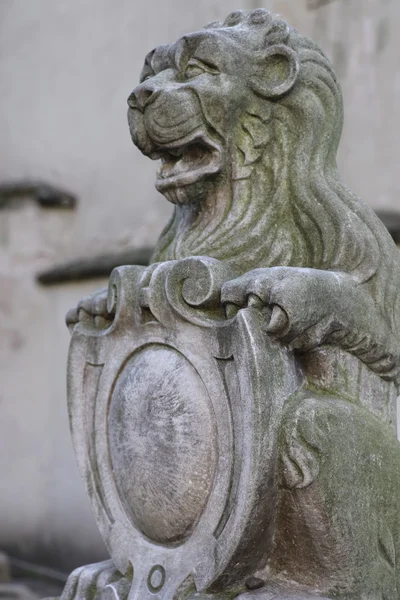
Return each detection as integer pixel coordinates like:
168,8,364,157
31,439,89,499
63,8,400,600
140,256,238,326
66,257,236,332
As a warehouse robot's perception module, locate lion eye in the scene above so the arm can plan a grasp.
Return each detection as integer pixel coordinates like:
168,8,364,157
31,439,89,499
140,69,155,84
184,59,218,79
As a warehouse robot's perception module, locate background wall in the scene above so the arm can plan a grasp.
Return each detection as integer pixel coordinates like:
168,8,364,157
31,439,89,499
0,0,399,573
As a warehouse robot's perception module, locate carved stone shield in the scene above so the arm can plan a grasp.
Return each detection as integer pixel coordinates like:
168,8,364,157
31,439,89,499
67,257,301,599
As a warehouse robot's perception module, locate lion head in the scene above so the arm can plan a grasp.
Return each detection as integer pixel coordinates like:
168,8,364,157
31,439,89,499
127,9,400,329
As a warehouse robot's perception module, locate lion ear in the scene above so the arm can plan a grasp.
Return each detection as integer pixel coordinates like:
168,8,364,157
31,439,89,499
250,44,299,99
264,19,291,46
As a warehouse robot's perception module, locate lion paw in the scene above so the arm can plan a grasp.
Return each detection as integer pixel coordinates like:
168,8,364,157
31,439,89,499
221,267,345,350
60,560,127,600
66,288,113,333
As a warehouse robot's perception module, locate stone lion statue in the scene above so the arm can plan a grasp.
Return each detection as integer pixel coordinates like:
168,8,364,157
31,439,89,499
65,9,400,600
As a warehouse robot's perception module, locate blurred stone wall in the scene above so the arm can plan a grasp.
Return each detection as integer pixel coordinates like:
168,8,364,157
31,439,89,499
0,0,398,572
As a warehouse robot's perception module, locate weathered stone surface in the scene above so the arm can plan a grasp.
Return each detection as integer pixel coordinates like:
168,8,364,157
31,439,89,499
109,345,217,544
63,8,400,600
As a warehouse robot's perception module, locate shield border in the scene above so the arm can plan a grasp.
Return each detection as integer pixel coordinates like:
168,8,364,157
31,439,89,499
67,258,301,599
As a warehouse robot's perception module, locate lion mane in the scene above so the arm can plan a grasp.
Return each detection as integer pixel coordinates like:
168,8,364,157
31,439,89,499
148,9,400,338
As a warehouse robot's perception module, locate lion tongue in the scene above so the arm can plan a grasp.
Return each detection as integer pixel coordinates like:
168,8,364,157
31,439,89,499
160,156,186,179
160,144,210,179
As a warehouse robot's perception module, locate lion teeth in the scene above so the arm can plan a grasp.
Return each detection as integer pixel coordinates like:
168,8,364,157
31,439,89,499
154,135,222,186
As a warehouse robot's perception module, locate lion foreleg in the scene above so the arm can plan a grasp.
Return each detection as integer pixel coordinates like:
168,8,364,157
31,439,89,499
221,267,399,379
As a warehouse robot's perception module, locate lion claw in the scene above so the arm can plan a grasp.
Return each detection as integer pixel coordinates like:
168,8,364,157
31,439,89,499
65,288,114,333
266,305,289,333
247,293,265,308
221,272,289,335
224,302,240,319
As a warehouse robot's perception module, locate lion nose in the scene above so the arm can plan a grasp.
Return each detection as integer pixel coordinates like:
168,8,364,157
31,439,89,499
128,83,158,112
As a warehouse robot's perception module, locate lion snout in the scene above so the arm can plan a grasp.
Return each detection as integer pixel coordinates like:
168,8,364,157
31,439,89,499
128,83,160,113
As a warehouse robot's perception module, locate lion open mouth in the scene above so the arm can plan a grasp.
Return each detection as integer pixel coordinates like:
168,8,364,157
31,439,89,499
151,134,222,192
